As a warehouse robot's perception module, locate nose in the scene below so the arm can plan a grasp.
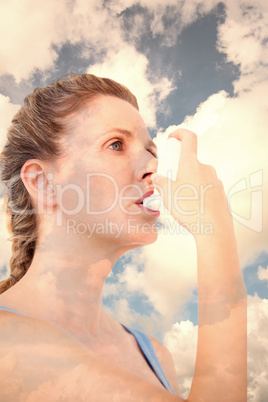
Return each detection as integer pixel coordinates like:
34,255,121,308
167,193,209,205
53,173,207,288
135,153,158,183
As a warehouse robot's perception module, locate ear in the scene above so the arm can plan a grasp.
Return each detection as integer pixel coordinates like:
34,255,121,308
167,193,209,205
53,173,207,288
20,159,57,212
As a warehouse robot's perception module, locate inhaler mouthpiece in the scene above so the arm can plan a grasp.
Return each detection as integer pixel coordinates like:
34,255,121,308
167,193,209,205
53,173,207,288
143,194,162,210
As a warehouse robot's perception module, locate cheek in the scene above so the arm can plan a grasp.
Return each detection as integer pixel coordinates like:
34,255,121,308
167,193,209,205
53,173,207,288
56,175,120,216
86,174,122,215
56,156,134,218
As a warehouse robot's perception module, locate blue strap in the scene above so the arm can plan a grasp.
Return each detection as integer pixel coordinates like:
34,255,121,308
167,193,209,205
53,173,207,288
122,324,174,393
0,306,27,316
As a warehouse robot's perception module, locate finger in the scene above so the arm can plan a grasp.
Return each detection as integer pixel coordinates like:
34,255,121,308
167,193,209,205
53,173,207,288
168,128,197,157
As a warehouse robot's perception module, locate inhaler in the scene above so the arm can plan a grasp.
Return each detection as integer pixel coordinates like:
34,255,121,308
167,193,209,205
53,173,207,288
143,137,181,211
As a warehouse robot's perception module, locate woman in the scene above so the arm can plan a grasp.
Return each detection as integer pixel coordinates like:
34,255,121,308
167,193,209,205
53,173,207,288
0,74,246,401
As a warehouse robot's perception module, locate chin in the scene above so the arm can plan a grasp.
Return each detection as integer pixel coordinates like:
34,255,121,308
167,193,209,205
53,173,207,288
124,226,159,249
102,215,159,249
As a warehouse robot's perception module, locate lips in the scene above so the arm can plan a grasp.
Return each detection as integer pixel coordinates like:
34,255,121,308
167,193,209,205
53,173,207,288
135,190,154,206
135,190,160,217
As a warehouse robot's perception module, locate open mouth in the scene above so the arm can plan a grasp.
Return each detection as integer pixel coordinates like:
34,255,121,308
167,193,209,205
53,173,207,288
135,191,160,217
135,190,154,205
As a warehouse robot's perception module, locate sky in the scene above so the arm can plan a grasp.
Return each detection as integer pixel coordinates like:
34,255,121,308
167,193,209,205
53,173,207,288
0,0,267,400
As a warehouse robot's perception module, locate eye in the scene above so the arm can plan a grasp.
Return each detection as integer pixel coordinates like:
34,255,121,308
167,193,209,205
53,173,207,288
148,149,158,159
108,140,123,151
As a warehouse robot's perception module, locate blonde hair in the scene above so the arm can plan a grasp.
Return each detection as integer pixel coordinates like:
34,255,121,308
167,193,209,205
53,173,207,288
0,74,138,294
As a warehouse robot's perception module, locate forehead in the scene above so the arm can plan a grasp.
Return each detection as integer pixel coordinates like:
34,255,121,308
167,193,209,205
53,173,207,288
67,95,148,144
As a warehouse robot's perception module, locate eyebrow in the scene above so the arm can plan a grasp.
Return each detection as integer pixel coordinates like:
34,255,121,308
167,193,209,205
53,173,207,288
101,128,157,152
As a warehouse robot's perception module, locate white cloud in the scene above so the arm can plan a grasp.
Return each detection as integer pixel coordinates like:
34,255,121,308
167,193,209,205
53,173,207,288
0,0,126,82
0,0,266,90
103,225,197,328
103,265,147,300
140,230,197,321
218,0,268,92
147,74,267,273
1,0,219,83
258,265,268,282
163,295,268,401
0,266,9,282
118,264,146,293
103,295,161,335
172,81,268,268
0,94,20,150
0,0,61,81
171,5,268,262
164,320,197,399
104,0,268,86
110,228,197,325
88,44,174,127
107,0,219,46
247,295,268,401
104,297,137,326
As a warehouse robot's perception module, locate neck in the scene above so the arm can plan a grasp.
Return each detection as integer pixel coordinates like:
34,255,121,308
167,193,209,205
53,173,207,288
0,218,131,343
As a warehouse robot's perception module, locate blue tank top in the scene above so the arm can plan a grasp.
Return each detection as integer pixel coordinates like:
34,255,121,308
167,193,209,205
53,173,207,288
0,306,174,393
122,324,174,393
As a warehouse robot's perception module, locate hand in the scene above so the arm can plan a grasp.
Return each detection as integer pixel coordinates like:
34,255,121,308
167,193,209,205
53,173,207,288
152,128,231,236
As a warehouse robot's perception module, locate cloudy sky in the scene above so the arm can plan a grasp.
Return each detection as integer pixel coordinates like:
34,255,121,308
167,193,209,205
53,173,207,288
0,0,267,400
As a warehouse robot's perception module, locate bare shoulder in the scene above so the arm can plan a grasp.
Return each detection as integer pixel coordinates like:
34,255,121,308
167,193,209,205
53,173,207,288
0,309,90,399
147,333,180,395
0,308,84,355
0,311,181,401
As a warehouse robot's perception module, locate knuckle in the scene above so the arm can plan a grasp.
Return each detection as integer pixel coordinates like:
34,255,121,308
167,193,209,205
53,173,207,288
190,131,197,140
170,128,197,139
201,163,216,174
184,130,197,142
200,164,222,183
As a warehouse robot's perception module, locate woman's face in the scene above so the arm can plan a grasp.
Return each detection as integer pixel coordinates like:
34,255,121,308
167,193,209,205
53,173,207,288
53,95,159,248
